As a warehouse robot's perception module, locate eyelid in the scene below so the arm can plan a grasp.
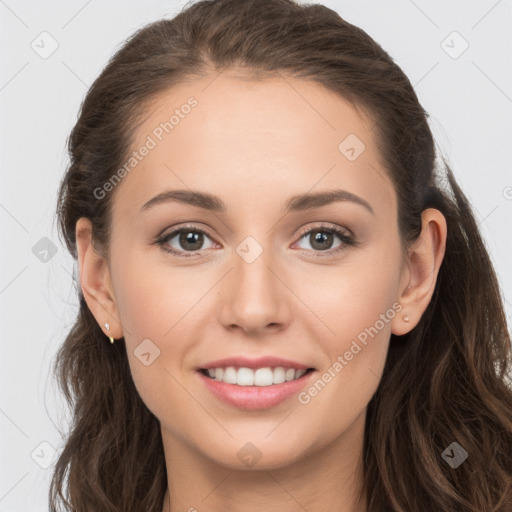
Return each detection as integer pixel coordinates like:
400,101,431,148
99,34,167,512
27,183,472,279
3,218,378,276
291,222,357,257
157,222,351,242
294,222,352,239
156,223,217,251
156,222,357,258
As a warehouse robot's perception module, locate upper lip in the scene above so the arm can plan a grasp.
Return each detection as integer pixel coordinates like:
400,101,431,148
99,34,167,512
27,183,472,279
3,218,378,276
199,356,314,370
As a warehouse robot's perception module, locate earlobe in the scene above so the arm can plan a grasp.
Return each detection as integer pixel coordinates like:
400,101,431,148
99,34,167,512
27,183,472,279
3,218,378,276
391,208,447,336
75,217,123,340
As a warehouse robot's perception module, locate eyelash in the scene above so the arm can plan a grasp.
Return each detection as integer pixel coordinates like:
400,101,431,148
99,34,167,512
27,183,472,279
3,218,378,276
155,223,358,259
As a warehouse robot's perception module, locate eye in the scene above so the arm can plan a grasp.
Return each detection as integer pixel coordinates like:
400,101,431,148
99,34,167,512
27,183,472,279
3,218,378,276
155,222,358,259
293,223,357,257
156,224,216,258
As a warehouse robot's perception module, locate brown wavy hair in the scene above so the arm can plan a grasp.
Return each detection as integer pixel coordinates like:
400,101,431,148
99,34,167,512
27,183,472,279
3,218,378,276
50,0,512,510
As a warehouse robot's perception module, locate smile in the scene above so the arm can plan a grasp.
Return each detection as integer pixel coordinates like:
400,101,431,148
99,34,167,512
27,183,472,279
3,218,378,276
199,366,314,386
197,367,316,410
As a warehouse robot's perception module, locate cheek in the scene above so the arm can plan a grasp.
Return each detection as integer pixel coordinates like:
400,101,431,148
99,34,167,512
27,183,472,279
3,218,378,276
109,250,191,403
111,243,206,340
293,246,400,344
290,247,399,418
113,268,198,422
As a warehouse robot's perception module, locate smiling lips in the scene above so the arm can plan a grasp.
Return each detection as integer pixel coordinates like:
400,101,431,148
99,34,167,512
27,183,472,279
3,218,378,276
199,355,314,386
201,366,311,386
197,355,316,409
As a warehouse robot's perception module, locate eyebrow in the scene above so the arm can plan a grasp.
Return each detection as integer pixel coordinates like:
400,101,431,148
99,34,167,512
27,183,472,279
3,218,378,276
141,188,375,215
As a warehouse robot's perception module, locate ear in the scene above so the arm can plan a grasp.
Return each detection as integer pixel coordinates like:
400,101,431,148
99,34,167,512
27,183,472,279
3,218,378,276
391,208,447,336
75,217,123,340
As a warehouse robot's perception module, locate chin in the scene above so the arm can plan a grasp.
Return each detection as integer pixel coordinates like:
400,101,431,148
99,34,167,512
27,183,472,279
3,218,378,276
200,435,312,471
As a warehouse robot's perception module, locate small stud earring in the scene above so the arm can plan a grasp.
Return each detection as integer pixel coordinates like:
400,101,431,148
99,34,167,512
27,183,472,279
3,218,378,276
403,315,410,323
104,322,114,344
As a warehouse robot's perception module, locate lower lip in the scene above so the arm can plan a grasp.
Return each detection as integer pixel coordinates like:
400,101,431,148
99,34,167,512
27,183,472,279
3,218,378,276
197,370,315,410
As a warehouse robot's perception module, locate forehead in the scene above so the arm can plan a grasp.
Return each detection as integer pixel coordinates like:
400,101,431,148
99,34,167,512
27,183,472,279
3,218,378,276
112,72,394,220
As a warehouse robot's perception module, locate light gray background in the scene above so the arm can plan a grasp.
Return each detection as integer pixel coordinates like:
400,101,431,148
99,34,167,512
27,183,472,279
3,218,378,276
1,1,511,510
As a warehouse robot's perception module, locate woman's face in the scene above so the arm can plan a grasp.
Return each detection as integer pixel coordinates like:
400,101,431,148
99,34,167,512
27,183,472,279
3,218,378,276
104,73,409,469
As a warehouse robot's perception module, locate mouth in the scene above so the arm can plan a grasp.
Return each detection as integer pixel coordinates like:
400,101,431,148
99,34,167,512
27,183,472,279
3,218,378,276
198,366,316,387
197,365,317,410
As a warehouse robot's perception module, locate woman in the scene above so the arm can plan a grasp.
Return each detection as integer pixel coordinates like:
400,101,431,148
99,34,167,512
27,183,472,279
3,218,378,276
50,0,512,510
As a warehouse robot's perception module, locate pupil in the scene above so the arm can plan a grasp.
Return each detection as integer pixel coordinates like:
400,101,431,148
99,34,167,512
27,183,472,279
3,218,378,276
180,231,203,251
311,230,333,250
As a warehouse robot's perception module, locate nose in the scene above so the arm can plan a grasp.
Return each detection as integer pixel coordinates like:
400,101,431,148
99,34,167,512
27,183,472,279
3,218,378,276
218,239,290,336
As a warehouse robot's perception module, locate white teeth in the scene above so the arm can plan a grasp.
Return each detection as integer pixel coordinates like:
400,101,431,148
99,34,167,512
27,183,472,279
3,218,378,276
254,368,273,386
223,366,237,384
285,368,295,381
237,367,254,386
295,369,307,379
205,366,310,386
272,367,286,384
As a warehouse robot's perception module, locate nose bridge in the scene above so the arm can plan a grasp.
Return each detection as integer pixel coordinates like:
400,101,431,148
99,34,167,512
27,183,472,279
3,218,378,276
234,232,278,302
219,231,288,332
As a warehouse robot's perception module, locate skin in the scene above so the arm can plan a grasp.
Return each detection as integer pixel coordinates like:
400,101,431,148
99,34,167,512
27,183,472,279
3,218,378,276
76,71,447,512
